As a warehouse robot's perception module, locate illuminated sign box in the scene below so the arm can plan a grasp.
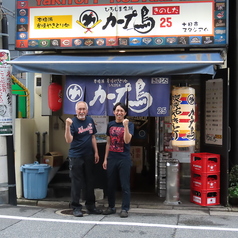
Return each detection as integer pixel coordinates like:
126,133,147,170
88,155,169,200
16,0,227,50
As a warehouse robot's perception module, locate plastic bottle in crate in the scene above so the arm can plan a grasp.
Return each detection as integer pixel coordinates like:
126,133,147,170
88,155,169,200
191,153,220,173
207,192,218,205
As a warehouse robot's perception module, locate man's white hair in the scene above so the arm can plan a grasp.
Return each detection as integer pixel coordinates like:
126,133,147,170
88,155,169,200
75,101,88,110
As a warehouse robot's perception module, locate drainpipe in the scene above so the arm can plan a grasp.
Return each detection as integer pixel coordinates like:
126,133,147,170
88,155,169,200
42,132,48,159
1,11,8,50
6,136,16,205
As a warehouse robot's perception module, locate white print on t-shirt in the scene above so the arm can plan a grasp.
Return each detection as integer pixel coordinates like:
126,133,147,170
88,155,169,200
77,123,93,134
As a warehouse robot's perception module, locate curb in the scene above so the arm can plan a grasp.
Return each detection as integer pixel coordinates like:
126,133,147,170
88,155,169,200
17,198,235,215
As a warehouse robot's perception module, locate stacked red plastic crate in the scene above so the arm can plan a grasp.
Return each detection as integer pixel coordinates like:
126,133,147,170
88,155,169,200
190,152,220,206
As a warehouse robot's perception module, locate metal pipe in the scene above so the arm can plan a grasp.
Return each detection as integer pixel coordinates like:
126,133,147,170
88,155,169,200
11,75,30,118
1,12,8,50
35,132,40,163
42,132,47,158
8,60,224,64
6,135,17,206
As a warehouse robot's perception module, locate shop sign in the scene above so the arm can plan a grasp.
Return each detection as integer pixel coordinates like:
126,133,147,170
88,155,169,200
0,50,12,136
63,76,170,117
15,0,227,50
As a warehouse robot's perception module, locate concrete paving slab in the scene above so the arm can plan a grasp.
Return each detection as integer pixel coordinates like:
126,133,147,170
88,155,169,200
210,211,238,216
130,208,209,216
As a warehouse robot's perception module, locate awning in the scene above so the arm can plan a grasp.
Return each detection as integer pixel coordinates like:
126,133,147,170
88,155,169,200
9,53,224,76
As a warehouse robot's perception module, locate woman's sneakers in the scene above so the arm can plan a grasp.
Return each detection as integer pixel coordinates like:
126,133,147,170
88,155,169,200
103,207,128,218
120,210,128,218
87,207,103,214
102,207,116,215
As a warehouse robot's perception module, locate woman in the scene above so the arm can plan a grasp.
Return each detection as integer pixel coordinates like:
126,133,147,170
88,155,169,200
102,102,134,218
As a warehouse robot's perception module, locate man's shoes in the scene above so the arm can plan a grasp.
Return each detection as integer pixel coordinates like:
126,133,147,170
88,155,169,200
73,208,83,217
120,210,128,218
102,207,116,215
87,207,103,215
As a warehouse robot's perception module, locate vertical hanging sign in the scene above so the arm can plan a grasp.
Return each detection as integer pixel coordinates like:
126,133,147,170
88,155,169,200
205,79,223,145
0,50,12,135
171,86,195,148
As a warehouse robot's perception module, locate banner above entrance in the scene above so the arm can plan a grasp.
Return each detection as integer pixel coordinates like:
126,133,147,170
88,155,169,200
64,76,171,116
9,53,224,76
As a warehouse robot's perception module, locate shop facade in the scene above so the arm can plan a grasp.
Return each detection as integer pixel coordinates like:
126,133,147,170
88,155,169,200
11,0,229,205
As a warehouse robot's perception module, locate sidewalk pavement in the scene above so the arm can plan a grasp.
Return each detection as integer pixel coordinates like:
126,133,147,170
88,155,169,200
2,202,238,238
16,190,238,216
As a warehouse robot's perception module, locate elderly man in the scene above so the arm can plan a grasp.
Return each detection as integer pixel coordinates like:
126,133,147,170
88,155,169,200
65,101,102,217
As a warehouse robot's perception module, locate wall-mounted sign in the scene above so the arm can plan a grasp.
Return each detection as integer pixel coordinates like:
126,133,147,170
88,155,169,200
91,115,108,143
63,76,170,117
205,79,223,145
0,50,12,135
16,0,227,50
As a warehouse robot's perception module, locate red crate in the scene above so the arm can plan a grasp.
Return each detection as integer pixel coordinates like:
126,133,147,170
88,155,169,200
191,153,220,173
191,172,220,190
190,188,220,206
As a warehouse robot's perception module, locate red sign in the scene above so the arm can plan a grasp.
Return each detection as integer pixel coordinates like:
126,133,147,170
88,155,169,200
153,6,180,15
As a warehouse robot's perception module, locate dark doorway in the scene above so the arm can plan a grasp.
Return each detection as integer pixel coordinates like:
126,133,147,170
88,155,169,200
129,117,156,193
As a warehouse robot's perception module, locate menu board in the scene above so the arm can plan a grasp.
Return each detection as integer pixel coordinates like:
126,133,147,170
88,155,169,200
91,115,108,143
205,79,223,145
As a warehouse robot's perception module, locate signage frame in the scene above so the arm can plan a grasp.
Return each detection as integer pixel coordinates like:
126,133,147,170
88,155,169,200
16,0,227,51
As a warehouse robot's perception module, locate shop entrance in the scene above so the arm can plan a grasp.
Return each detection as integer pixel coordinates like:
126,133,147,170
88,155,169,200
49,72,228,206
129,117,156,193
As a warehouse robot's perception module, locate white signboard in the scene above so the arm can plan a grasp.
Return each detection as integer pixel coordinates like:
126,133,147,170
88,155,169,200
29,2,213,38
91,115,108,143
205,79,223,145
0,50,12,135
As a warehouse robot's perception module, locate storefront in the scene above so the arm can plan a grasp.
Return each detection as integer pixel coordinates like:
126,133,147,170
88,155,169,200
11,0,228,205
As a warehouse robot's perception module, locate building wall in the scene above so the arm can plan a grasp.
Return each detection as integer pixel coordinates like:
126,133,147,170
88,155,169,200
14,118,35,198
35,73,69,160
3,0,21,58
49,114,70,160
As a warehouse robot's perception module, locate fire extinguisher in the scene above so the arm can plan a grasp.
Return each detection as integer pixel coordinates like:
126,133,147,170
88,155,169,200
48,82,62,111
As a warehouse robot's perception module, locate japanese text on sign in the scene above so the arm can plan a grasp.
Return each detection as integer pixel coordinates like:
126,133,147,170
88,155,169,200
34,15,72,29
171,88,195,146
28,2,213,39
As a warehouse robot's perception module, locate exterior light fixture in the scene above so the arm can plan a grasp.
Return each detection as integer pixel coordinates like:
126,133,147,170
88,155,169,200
171,86,195,149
